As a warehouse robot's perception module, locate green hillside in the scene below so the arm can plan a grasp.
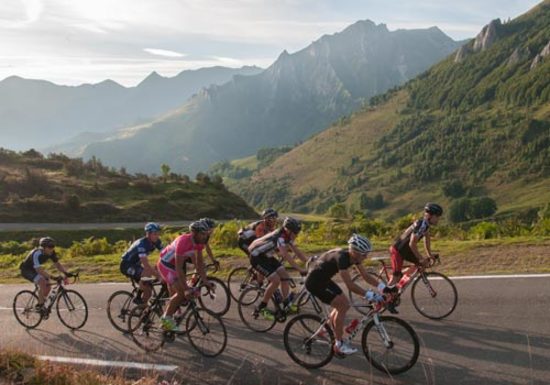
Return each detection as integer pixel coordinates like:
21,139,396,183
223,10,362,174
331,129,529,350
231,0,550,221
0,148,256,222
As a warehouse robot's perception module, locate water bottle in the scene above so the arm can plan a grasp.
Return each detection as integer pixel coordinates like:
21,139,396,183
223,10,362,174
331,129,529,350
45,288,57,308
345,319,360,334
398,273,411,289
273,289,282,304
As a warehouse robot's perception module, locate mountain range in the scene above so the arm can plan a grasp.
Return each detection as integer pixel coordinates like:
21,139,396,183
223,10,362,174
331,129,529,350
0,66,262,151
77,21,463,174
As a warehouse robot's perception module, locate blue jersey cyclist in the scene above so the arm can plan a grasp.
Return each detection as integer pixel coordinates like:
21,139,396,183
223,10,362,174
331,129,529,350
120,222,163,304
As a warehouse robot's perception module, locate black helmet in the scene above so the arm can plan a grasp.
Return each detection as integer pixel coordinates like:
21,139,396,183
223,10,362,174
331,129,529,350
283,217,301,234
424,203,443,216
39,237,56,248
261,208,278,219
189,220,209,233
144,222,161,233
200,218,216,229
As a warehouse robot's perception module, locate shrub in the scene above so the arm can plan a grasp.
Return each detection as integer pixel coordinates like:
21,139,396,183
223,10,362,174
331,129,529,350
469,221,499,239
68,237,114,257
132,180,155,193
328,203,347,219
210,220,242,248
168,188,191,200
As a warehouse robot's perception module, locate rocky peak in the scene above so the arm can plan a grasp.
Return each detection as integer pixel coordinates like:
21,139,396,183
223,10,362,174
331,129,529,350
454,44,472,63
530,40,550,69
473,19,501,52
507,46,531,66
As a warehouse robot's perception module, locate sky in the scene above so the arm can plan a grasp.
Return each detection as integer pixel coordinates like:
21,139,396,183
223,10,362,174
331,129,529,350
0,0,542,87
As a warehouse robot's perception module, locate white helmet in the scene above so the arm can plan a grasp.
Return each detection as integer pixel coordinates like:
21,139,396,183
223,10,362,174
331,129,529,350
348,233,372,254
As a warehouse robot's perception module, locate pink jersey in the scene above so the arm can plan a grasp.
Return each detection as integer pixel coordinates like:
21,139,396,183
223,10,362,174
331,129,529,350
159,233,204,268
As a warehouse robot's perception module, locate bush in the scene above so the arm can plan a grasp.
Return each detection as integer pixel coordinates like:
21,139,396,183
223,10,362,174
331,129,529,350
68,237,114,257
82,201,120,216
533,218,550,236
469,221,499,239
168,188,191,200
328,203,347,219
209,220,243,248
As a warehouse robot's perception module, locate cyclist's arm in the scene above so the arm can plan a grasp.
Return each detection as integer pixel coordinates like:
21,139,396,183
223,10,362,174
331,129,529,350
53,261,68,276
140,256,159,278
194,249,209,284
355,263,380,288
340,268,365,296
279,245,306,273
204,244,218,264
408,234,424,263
289,243,307,263
175,254,190,290
423,233,435,259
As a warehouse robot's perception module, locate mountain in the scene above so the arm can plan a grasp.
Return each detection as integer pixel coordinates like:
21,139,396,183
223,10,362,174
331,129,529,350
232,1,550,220
0,66,262,151
0,148,256,222
80,21,462,174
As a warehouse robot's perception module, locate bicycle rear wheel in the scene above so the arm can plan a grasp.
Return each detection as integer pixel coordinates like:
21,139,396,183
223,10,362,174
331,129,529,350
348,271,382,315
237,287,276,332
283,314,334,369
128,305,166,352
13,290,43,329
106,290,134,332
411,272,458,320
227,266,255,302
186,308,227,357
56,289,88,330
198,277,231,316
361,316,419,374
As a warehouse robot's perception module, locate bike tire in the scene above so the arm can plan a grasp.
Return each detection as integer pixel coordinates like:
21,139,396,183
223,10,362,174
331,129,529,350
106,290,134,332
411,272,458,320
128,305,166,352
56,289,88,330
198,277,231,316
186,308,227,357
237,287,277,332
283,313,334,369
348,271,383,315
13,290,43,329
362,316,420,375
227,266,253,302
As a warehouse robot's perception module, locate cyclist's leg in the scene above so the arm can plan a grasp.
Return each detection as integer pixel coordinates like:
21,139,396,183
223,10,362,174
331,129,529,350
388,246,403,286
251,254,280,308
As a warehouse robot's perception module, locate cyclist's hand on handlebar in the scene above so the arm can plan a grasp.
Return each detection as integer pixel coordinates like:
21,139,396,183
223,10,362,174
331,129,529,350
365,289,384,303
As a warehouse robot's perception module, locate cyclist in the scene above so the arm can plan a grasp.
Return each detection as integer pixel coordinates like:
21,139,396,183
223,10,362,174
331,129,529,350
237,208,279,256
119,222,163,304
200,218,220,268
387,203,444,288
247,216,307,320
19,237,70,309
157,220,213,331
305,234,389,355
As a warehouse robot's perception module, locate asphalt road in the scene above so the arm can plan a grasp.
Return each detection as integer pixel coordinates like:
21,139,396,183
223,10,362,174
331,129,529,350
1,276,549,385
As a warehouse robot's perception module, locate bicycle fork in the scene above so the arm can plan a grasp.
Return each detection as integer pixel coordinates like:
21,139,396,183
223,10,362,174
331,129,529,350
420,274,437,297
373,314,393,349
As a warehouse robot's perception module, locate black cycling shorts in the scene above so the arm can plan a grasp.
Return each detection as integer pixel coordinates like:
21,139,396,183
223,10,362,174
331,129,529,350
250,253,282,277
120,261,144,283
21,268,39,283
305,272,343,305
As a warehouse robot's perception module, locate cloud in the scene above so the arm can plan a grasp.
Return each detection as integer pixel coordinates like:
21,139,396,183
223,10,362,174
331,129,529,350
144,48,186,58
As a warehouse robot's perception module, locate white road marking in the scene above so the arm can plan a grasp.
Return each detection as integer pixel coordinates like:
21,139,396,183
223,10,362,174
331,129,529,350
37,355,178,371
449,273,550,280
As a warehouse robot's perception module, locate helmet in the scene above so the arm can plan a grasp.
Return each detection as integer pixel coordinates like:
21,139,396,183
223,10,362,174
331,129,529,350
261,208,278,219
347,233,372,254
424,203,443,216
144,222,161,233
282,217,302,234
200,218,216,229
39,237,56,248
189,220,209,233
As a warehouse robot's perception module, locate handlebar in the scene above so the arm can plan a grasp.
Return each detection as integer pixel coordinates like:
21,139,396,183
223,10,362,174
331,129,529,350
49,271,80,285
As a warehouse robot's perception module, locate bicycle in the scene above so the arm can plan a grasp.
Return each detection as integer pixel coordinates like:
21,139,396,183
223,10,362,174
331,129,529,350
349,254,458,319
237,274,322,332
187,263,231,316
283,299,420,374
13,272,88,330
106,277,163,332
127,281,227,357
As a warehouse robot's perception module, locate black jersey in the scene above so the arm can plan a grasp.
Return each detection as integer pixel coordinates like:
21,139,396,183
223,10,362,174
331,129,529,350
393,218,430,260
20,248,59,272
310,248,356,281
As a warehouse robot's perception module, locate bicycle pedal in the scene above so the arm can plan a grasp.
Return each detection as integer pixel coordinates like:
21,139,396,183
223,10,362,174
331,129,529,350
164,332,176,342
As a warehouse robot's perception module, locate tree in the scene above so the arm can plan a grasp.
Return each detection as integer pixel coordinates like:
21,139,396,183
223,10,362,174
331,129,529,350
328,203,347,219
442,180,466,198
161,164,171,183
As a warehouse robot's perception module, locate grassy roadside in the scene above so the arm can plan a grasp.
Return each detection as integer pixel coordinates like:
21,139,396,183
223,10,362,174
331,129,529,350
1,236,549,284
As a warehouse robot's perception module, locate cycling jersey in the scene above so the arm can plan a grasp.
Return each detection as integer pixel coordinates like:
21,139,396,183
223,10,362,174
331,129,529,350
248,228,292,258
159,233,204,270
20,248,59,271
392,218,430,262
121,237,162,265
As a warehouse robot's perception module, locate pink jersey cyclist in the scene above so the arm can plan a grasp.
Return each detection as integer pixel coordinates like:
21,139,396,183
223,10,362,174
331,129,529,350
158,233,204,285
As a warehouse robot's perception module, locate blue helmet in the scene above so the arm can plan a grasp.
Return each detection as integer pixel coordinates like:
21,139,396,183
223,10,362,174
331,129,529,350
144,222,161,233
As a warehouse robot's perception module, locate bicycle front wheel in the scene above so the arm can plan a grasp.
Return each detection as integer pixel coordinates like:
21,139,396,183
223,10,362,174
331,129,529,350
237,287,276,332
13,290,43,329
186,308,227,357
128,305,166,352
283,314,334,369
362,316,419,375
411,272,458,320
106,290,134,332
198,277,231,316
56,290,88,330
227,266,254,302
